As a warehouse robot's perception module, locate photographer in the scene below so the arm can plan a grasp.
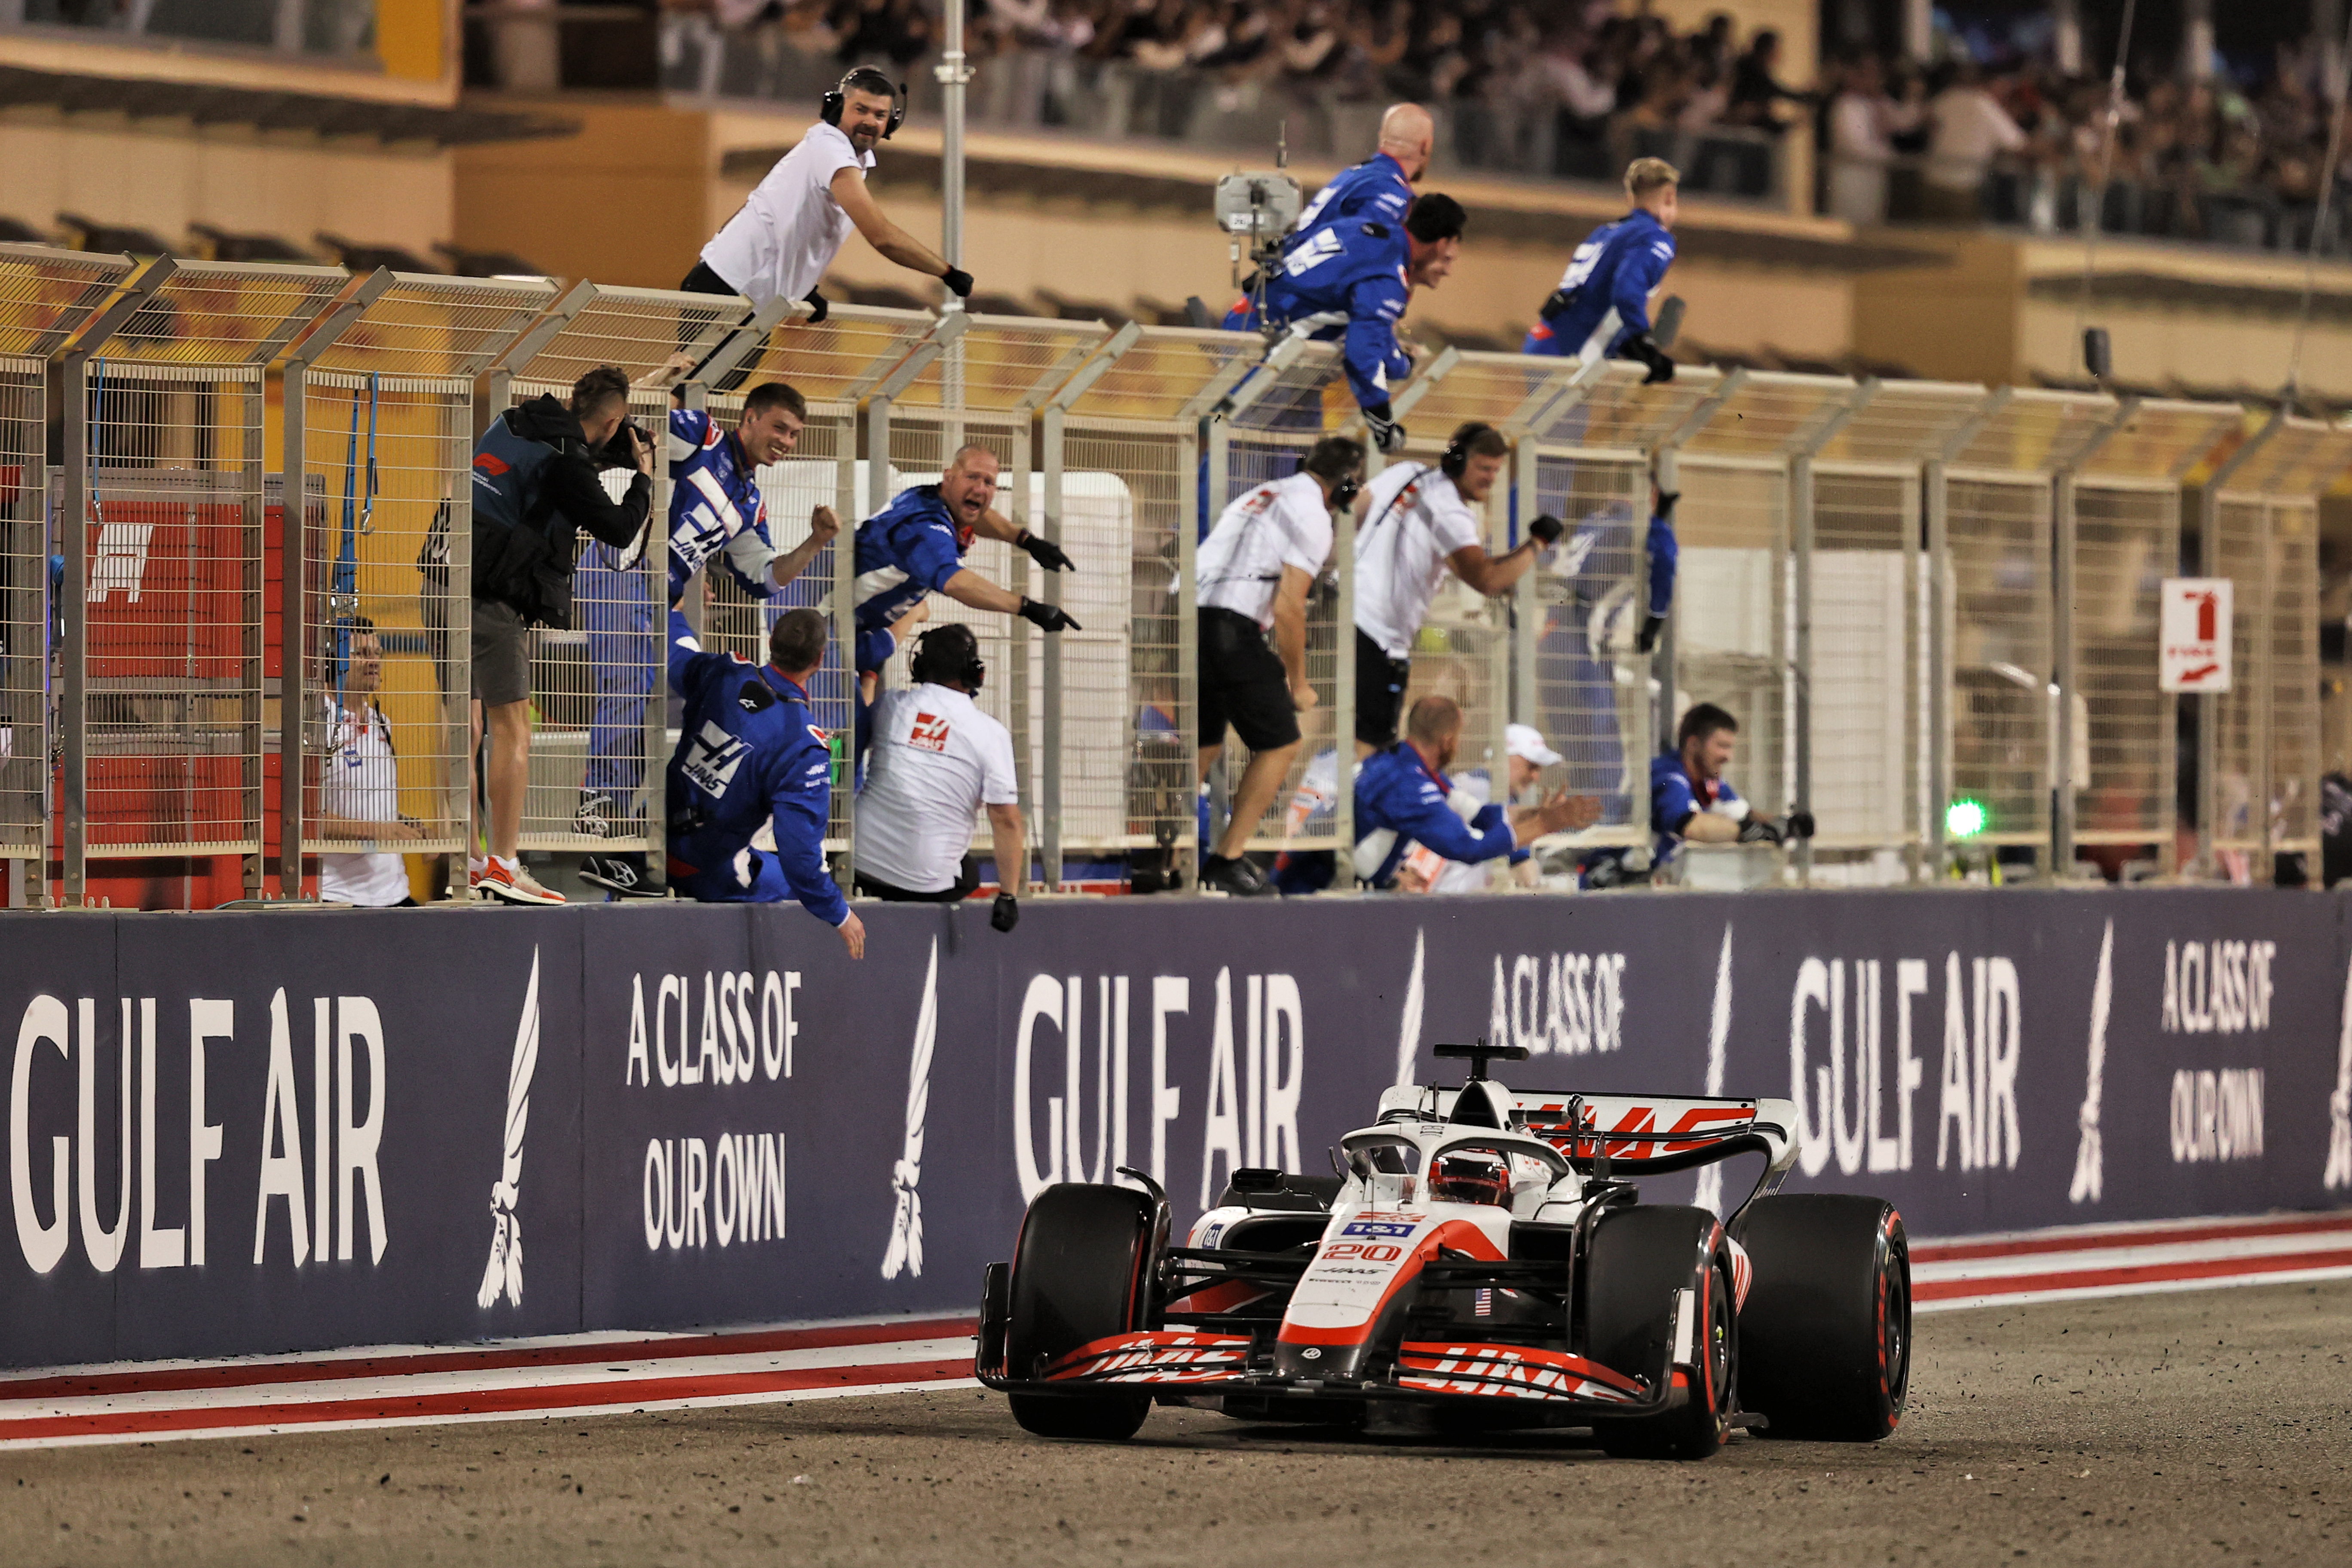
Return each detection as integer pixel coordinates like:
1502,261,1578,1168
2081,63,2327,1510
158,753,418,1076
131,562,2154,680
468,365,653,905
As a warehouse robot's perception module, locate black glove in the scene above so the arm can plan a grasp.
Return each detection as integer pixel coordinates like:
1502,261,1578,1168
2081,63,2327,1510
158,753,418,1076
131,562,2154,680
1527,513,1565,547
1018,530,1074,573
1654,489,1680,522
1636,614,1664,654
1738,815,1785,846
1363,401,1407,455
991,891,1020,933
1019,596,1082,633
942,267,974,299
1538,287,1574,322
1624,334,1676,385
1785,809,1817,842
802,289,829,325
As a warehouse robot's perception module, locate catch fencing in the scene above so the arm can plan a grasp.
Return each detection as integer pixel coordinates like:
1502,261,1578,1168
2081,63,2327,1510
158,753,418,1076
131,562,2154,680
0,244,2342,905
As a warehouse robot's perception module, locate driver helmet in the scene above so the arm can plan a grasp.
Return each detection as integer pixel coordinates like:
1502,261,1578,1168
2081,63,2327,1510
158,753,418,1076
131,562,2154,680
1428,1150,1510,1207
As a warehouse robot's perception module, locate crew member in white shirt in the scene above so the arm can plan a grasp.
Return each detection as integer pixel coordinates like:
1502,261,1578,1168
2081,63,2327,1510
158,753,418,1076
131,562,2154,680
680,65,974,322
854,622,1028,933
1194,435,1363,898
1353,421,1562,758
315,620,422,907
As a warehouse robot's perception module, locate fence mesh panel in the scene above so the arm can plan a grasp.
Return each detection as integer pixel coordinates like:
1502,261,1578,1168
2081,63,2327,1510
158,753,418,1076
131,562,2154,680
2263,500,2320,855
1810,469,1920,856
1944,474,2052,845
0,356,43,859
1674,459,1788,825
1528,450,1649,839
2211,496,2321,857
2071,484,2174,850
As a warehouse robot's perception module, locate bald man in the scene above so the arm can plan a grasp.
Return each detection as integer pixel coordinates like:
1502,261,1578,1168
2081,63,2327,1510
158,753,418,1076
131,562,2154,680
851,443,1080,676
1291,102,1434,237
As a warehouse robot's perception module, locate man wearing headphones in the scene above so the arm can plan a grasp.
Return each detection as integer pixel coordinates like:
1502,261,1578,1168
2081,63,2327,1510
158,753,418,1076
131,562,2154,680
1352,421,1562,757
1225,193,1467,455
1194,435,1365,897
682,66,974,321
854,622,1026,933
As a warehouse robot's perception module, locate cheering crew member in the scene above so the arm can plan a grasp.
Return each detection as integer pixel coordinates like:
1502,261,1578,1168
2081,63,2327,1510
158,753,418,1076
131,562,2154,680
575,380,835,852
1649,702,1813,870
852,444,1079,675
1286,103,1435,250
1193,434,1364,898
662,605,865,958
468,365,653,905
854,623,1027,932
682,66,974,321
1523,157,1681,382
1225,194,1467,455
1352,697,1597,890
1352,422,1562,756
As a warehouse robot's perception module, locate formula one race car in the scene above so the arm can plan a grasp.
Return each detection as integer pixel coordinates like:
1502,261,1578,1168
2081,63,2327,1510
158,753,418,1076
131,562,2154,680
977,1042,1910,1458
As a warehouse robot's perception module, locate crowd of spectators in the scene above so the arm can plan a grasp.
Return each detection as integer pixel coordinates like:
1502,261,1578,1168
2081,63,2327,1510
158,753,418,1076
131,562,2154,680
1819,32,2352,247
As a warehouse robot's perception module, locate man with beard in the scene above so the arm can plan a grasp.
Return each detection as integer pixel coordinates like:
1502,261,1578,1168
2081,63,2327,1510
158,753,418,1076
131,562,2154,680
681,65,973,320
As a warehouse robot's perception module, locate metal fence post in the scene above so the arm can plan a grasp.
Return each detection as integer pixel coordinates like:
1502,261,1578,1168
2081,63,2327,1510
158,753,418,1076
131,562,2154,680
273,270,388,900
2192,413,2284,880
1785,382,1870,885
2050,400,2133,880
1920,389,2006,877
54,255,175,906
1649,369,1744,783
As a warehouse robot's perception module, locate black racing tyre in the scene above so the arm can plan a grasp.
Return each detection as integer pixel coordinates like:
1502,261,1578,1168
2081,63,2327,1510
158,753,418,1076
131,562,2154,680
1004,1183,1157,1441
1730,1194,1910,1442
1583,1205,1735,1461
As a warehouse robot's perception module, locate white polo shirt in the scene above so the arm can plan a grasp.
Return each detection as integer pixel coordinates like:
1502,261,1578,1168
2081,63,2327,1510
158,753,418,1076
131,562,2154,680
1197,472,1333,630
1353,461,1487,659
855,682,1020,894
318,698,410,908
699,121,876,309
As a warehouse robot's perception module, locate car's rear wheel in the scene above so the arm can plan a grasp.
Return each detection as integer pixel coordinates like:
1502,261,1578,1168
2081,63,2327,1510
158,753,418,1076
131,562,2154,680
1583,1205,1735,1461
1730,1194,1910,1441
1003,1183,1157,1441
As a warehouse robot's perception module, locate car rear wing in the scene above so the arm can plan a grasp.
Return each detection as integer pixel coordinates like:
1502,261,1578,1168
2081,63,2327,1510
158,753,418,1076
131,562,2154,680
1378,1085,1798,1178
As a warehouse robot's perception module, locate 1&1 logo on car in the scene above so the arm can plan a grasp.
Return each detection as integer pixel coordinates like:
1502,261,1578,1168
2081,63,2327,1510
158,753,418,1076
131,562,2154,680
1340,1218,1416,1239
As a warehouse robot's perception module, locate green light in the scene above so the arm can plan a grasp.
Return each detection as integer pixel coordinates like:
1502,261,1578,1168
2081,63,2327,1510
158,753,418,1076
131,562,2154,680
1946,798,1990,839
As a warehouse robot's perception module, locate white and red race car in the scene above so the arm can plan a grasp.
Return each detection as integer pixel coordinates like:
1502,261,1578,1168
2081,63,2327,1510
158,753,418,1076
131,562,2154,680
977,1042,1911,1458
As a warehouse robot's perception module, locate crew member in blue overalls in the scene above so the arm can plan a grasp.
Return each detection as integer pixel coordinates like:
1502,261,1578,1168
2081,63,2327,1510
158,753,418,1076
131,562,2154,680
1608,702,1812,885
851,442,1081,679
661,602,866,958
1224,193,1467,455
1523,156,1681,382
1285,103,1433,253
1351,695,1598,891
576,381,836,846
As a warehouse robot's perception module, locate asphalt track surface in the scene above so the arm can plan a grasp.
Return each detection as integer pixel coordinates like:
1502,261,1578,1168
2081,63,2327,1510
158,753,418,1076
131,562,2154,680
3,1277,2346,1567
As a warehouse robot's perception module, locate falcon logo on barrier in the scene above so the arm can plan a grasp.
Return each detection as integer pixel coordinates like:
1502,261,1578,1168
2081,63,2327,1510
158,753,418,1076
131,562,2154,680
2069,922,2114,1205
882,938,937,1280
476,947,539,1310
1692,925,1735,1214
2328,951,2352,1192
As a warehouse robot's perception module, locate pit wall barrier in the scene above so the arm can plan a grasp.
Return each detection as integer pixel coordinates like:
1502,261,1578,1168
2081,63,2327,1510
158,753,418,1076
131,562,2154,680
5,885,2348,1368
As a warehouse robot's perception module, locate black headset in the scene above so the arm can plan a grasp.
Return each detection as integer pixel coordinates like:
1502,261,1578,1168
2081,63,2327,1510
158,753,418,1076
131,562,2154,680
1328,473,1362,512
911,624,986,694
1440,421,1496,481
821,67,907,140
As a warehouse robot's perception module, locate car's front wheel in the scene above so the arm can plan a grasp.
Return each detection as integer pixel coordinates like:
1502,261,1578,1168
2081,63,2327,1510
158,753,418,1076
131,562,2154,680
1583,1205,1736,1460
1003,1183,1157,1441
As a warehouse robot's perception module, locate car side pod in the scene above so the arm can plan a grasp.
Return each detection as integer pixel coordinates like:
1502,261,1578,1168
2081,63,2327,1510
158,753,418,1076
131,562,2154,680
1729,1194,1911,1441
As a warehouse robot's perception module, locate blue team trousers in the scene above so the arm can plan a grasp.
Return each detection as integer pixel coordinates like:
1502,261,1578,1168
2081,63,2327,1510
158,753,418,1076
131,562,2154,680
578,560,656,804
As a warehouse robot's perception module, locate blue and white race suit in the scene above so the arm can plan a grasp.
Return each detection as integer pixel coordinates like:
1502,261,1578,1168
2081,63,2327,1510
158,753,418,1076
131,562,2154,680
1522,208,1677,362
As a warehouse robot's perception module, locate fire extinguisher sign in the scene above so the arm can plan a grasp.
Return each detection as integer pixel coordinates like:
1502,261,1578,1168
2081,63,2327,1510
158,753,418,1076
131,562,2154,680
2158,577,2233,692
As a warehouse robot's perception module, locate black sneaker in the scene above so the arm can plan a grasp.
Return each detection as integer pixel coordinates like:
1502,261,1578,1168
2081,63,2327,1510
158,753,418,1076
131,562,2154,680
579,852,667,899
1200,854,1277,897
574,791,618,839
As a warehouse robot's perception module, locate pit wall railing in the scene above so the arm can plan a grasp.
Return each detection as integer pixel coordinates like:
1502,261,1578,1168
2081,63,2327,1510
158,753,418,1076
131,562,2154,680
0,242,2339,907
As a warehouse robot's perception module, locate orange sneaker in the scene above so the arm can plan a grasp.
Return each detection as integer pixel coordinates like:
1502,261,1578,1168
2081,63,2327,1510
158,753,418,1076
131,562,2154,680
472,858,564,906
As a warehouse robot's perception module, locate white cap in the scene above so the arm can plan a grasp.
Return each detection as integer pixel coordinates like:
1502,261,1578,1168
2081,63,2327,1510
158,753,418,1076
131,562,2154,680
1506,723,1562,768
